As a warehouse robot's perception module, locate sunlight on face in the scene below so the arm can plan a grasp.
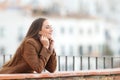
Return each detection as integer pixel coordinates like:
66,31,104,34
41,20,53,36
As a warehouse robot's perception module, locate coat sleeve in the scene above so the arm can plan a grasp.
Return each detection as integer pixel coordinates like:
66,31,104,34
45,50,57,73
22,39,52,73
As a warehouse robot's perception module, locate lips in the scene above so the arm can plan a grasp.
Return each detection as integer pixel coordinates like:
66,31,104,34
49,33,52,35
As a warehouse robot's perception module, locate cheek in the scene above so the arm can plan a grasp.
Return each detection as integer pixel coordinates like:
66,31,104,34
41,29,49,33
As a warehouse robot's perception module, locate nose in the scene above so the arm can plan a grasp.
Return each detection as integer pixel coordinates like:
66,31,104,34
50,28,53,32
49,26,53,31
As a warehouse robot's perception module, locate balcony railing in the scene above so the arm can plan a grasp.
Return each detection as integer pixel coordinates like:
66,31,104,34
0,54,120,71
0,68,120,80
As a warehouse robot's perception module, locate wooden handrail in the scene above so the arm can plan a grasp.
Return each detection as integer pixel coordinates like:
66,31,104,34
0,68,120,79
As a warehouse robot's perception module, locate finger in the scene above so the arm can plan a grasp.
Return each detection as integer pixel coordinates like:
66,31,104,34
43,36,46,40
46,34,52,40
39,31,52,39
39,31,53,40
44,33,47,37
40,36,43,41
41,36,46,40
51,41,54,45
47,34,51,39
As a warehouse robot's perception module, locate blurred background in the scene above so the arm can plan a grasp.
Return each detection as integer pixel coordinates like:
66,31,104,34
0,0,120,57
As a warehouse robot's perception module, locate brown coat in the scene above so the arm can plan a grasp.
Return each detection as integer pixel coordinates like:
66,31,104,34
0,38,57,73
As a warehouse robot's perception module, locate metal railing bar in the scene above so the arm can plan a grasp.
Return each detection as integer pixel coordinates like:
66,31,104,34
88,57,90,70
58,56,60,71
96,57,98,69
80,56,82,70
111,57,113,68
3,54,5,64
73,56,75,71
65,56,67,71
0,55,120,71
103,57,106,69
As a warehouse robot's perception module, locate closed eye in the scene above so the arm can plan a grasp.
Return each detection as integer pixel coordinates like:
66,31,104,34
45,25,52,29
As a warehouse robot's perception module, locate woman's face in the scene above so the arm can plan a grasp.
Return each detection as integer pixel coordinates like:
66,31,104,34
41,20,53,36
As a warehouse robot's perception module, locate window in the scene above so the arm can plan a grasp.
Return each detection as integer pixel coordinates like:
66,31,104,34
61,45,65,55
119,49,120,55
96,3,102,13
0,27,4,38
0,46,5,54
95,24,99,33
79,46,83,55
88,28,92,34
105,30,110,40
118,37,120,42
69,46,73,55
88,45,92,54
60,27,65,34
69,26,73,34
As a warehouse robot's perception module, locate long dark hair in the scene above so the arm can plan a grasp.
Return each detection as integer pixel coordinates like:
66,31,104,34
25,18,46,39
2,18,46,67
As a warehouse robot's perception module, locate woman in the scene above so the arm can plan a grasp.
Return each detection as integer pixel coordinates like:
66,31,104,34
0,18,57,73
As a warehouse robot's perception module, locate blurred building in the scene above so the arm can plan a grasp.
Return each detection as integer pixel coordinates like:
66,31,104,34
0,10,115,56
51,17,106,56
0,11,33,54
0,0,120,56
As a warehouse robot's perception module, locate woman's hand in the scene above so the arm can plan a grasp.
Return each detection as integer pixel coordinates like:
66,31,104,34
39,31,54,49
49,40,54,51
40,36,49,49
39,31,52,40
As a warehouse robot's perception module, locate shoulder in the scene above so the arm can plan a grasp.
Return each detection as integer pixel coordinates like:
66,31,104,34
25,38,37,44
24,38,41,51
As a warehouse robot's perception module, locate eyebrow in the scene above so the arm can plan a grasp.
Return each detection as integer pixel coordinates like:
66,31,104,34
45,25,52,27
